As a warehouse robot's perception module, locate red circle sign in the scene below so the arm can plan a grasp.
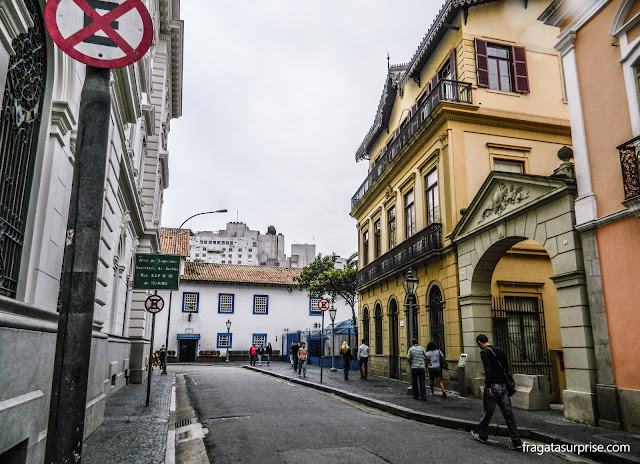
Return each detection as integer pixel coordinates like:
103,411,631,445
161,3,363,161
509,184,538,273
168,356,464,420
318,298,330,311
145,295,164,314
45,0,153,69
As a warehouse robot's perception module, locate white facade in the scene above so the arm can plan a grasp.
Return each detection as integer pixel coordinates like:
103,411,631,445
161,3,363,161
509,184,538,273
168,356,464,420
289,243,317,268
154,276,354,358
0,0,182,460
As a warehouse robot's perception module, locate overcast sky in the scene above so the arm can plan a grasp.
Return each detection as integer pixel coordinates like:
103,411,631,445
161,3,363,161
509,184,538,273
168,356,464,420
163,1,443,259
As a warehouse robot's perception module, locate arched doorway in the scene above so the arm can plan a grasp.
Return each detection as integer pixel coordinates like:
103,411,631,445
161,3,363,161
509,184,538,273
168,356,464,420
362,307,370,346
374,303,382,354
389,298,399,379
428,285,445,354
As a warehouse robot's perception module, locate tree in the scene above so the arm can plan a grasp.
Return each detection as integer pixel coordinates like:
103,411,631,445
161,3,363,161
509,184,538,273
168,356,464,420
295,254,358,339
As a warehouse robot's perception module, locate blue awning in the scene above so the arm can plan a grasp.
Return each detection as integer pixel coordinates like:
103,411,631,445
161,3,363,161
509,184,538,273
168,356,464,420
177,333,200,339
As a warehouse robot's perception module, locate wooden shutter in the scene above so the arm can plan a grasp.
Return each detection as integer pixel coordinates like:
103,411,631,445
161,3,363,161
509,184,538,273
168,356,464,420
431,74,439,91
475,38,489,88
511,46,529,93
449,48,457,82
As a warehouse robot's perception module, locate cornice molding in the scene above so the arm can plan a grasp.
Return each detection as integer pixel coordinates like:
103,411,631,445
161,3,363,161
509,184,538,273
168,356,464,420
49,100,77,147
0,0,33,55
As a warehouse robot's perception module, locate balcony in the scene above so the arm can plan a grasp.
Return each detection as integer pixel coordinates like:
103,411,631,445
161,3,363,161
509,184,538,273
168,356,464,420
618,136,640,200
356,223,442,290
351,79,473,211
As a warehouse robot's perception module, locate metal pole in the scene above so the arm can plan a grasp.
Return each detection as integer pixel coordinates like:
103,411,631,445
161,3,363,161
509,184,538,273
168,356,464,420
146,311,156,406
46,66,111,463
161,290,173,375
330,315,336,372
320,311,324,383
226,326,230,362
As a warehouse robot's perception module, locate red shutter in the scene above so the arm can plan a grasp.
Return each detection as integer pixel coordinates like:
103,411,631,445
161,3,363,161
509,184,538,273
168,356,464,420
449,48,457,82
511,46,529,93
475,38,489,88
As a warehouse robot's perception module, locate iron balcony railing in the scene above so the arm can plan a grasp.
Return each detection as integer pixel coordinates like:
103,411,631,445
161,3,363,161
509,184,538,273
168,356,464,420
617,135,640,200
356,223,442,290
351,79,473,211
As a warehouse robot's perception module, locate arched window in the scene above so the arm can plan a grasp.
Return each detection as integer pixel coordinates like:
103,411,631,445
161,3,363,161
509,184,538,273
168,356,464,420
429,286,445,354
362,307,370,346
407,294,419,344
374,303,383,354
0,0,47,298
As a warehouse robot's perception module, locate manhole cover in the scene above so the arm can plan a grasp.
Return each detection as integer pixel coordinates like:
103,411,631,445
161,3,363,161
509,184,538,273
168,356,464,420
177,430,192,441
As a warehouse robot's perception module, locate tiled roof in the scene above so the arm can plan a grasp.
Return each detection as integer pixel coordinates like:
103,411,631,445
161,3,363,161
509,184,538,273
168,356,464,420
182,262,301,286
160,228,191,256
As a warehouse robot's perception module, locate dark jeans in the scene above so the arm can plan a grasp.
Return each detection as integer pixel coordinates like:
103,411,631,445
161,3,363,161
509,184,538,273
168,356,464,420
359,357,368,379
250,355,256,366
477,383,521,443
411,367,427,400
343,359,351,379
293,355,298,371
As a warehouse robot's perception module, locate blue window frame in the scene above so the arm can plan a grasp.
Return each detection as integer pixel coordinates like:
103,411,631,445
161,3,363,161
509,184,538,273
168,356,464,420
218,293,234,313
252,333,267,348
253,295,268,315
217,333,232,348
182,292,199,313
309,297,322,316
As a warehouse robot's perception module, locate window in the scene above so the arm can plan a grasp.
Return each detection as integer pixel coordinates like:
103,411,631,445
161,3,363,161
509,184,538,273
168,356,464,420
404,189,415,238
217,333,232,348
425,169,440,225
310,297,322,316
218,293,234,313
475,39,529,93
374,220,381,259
374,304,383,354
182,293,199,313
249,248,253,252
363,307,370,346
362,230,369,266
253,295,268,314
238,248,242,251
252,333,267,347
388,206,396,249
493,159,524,174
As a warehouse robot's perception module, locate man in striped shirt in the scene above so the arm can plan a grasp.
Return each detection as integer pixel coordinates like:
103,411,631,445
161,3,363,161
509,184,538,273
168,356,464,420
407,339,428,401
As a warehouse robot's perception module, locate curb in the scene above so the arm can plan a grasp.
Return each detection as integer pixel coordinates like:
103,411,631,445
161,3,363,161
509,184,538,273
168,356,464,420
244,366,640,464
165,374,176,464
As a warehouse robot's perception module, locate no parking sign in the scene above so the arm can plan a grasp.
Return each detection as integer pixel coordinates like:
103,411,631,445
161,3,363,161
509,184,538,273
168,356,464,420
45,0,153,68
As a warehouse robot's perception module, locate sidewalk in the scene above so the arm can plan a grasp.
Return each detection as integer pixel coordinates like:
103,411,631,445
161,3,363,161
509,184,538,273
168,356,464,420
246,361,640,464
83,371,175,464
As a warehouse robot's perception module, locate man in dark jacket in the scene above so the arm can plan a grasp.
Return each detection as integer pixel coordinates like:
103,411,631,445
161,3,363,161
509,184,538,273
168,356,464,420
471,334,522,450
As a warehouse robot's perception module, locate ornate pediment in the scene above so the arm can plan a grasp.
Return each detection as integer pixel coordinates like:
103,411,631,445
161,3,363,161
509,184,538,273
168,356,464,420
452,172,574,242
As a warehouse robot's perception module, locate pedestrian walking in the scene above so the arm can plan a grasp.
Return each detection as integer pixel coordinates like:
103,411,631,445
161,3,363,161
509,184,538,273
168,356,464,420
289,341,296,368
266,342,273,366
357,339,370,380
257,344,264,366
471,334,523,450
291,341,300,372
297,342,308,377
159,345,167,370
426,342,447,398
249,344,257,366
341,341,353,380
407,339,428,401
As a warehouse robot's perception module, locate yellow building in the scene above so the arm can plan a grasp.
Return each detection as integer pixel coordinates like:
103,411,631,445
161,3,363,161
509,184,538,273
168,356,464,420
351,0,599,423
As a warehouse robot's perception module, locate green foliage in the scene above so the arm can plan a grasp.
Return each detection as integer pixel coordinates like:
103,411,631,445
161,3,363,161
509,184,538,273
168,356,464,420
295,254,358,332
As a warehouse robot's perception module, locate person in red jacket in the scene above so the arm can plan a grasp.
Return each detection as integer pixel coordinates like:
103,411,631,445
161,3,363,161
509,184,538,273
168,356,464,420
249,344,257,366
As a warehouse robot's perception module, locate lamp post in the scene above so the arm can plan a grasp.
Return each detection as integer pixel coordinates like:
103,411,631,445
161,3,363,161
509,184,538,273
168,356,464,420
225,319,231,362
403,268,419,347
329,303,337,372
162,209,227,374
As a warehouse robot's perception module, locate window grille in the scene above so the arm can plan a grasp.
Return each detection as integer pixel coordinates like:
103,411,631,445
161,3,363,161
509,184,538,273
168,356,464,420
254,295,268,314
183,293,199,312
253,334,266,347
310,297,322,315
429,286,445,354
219,294,233,313
217,334,231,348
0,0,47,298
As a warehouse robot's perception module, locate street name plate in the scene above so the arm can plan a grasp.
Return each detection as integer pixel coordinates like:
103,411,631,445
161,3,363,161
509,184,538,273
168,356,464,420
133,254,180,290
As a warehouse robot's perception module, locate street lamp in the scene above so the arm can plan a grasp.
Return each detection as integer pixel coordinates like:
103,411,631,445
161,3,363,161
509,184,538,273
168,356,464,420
225,319,231,362
329,302,337,372
162,209,227,374
403,268,419,347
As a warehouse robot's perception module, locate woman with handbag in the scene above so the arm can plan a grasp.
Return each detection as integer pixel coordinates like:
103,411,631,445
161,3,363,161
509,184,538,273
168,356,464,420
426,342,447,398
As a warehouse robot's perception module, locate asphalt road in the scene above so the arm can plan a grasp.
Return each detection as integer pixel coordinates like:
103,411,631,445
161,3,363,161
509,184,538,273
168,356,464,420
176,365,591,464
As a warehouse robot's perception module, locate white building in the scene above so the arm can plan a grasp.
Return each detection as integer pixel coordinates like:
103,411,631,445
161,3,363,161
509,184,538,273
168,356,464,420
154,262,354,359
185,222,315,268
0,0,182,460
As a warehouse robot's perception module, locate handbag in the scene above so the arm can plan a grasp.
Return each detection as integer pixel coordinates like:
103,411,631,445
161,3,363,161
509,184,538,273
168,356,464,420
439,351,449,370
487,347,515,396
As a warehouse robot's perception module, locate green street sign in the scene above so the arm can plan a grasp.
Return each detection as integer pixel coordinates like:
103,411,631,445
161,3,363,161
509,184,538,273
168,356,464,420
133,254,180,290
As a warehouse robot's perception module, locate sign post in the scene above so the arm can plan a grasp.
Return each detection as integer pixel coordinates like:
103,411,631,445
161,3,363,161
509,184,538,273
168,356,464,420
318,298,330,383
144,293,164,406
44,1,153,462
